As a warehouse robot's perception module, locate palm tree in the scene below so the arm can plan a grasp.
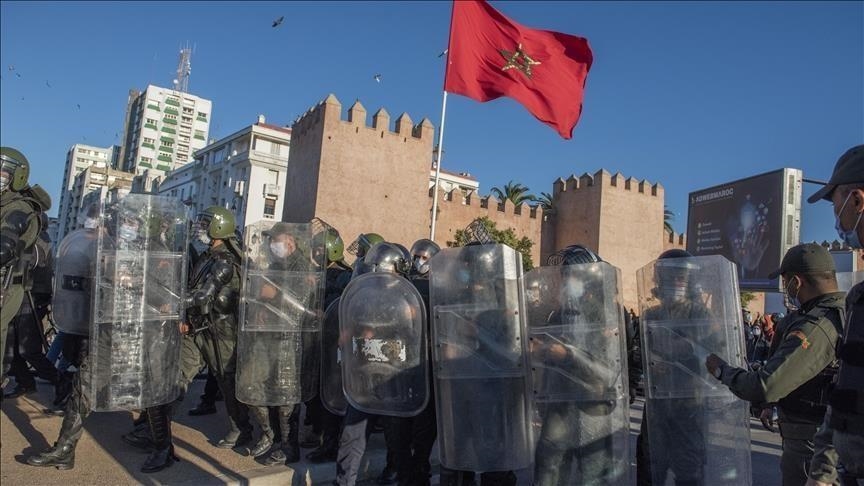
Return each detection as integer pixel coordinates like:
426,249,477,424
664,206,675,234
536,192,555,214
490,180,536,206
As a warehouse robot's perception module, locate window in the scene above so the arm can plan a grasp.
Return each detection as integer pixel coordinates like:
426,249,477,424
270,143,281,156
182,107,194,115
182,116,192,124
263,198,276,218
145,118,157,125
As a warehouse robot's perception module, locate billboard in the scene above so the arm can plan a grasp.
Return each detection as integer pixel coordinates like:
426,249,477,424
687,168,803,291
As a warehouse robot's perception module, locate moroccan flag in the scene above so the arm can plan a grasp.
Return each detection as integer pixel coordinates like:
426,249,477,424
444,0,593,139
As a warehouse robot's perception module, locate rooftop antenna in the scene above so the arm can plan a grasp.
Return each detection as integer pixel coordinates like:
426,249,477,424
173,43,193,93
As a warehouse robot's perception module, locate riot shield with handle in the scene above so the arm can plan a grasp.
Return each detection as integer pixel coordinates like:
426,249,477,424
53,227,99,336
637,254,752,486
321,298,347,416
90,194,188,411
236,221,325,407
339,271,428,417
526,262,630,485
430,243,533,473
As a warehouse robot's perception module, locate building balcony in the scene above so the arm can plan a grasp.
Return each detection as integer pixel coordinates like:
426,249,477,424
144,123,158,130
147,104,161,111
194,134,206,140
157,154,172,163
163,118,177,125
165,98,180,107
160,146,174,153
164,107,179,115
142,143,155,149
161,127,176,134
196,115,208,122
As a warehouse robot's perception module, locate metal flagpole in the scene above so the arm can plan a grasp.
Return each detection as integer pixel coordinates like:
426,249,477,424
430,91,448,240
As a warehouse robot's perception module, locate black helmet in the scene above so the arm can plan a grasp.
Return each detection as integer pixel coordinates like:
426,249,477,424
547,244,602,266
410,238,441,275
654,249,698,303
359,242,411,276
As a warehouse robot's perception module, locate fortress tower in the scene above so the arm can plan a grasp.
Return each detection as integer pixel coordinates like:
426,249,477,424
547,169,685,311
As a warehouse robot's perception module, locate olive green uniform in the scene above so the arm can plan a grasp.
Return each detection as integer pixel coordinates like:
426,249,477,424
718,292,845,485
1,187,46,375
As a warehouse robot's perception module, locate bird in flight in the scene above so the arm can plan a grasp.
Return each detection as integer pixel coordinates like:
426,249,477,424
373,74,382,83
272,16,284,28
46,80,52,88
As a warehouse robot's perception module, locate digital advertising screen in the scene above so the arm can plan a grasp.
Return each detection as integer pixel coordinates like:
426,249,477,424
686,168,803,291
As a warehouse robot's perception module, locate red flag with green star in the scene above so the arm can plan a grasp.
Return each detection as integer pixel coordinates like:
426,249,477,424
443,0,593,139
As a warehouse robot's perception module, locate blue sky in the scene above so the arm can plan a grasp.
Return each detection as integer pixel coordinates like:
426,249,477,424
1,1,861,243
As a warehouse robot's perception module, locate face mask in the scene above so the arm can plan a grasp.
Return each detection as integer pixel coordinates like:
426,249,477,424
83,218,99,229
413,255,430,274
0,173,9,192
197,229,212,246
270,241,289,259
119,224,138,241
752,326,762,337
835,191,863,249
785,278,801,310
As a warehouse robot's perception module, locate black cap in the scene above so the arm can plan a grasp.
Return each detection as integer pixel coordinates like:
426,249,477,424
768,243,836,279
807,145,864,203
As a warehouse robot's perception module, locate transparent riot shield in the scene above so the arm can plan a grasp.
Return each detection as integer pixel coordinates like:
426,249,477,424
836,271,864,293
321,298,347,416
429,244,533,472
339,272,428,416
526,262,631,485
636,254,752,486
53,228,99,336
90,194,188,411
236,221,325,406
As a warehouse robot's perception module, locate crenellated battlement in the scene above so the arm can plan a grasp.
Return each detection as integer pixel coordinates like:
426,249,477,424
553,169,663,198
429,186,542,219
291,93,434,142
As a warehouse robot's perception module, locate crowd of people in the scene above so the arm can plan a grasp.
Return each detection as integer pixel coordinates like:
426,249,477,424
1,143,862,486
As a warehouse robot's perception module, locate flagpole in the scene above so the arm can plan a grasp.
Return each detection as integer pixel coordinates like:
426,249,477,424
429,91,448,240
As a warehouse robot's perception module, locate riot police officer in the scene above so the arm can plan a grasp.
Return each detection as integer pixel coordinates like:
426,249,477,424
806,144,864,486
348,232,384,278
637,249,752,486
306,227,353,463
529,245,630,486
706,243,844,485
384,238,440,486
1,147,48,379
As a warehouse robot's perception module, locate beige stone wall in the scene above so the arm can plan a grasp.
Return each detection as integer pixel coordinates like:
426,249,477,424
429,187,544,265
283,94,434,254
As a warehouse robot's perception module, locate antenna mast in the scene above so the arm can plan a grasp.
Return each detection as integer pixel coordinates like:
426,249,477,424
173,43,193,93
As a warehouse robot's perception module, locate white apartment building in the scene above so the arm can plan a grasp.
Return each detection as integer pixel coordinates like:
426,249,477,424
57,144,120,240
60,164,134,241
118,84,212,177
158,115,291,230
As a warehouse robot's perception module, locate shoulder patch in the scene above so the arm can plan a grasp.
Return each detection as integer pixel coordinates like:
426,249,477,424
787,330,810,349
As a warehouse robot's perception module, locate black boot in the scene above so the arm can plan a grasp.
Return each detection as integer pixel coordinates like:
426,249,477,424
280,405,300,463
26,410,83,469
306,423,339,463
249,406,275,458
141,405,177,473
216,374,253,451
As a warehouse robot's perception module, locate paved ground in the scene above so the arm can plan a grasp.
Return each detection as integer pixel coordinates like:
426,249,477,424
2,379,783,485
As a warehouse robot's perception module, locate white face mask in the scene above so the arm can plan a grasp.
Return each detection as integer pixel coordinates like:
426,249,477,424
413,254,430,274
270,241,289,258
197,230,212,246
83,218,99,230
119,224,138,241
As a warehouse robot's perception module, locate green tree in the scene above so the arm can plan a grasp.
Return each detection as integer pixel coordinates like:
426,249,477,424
490,180,536,206
740,291,756,309
664,206,675,234
448,216,534,270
